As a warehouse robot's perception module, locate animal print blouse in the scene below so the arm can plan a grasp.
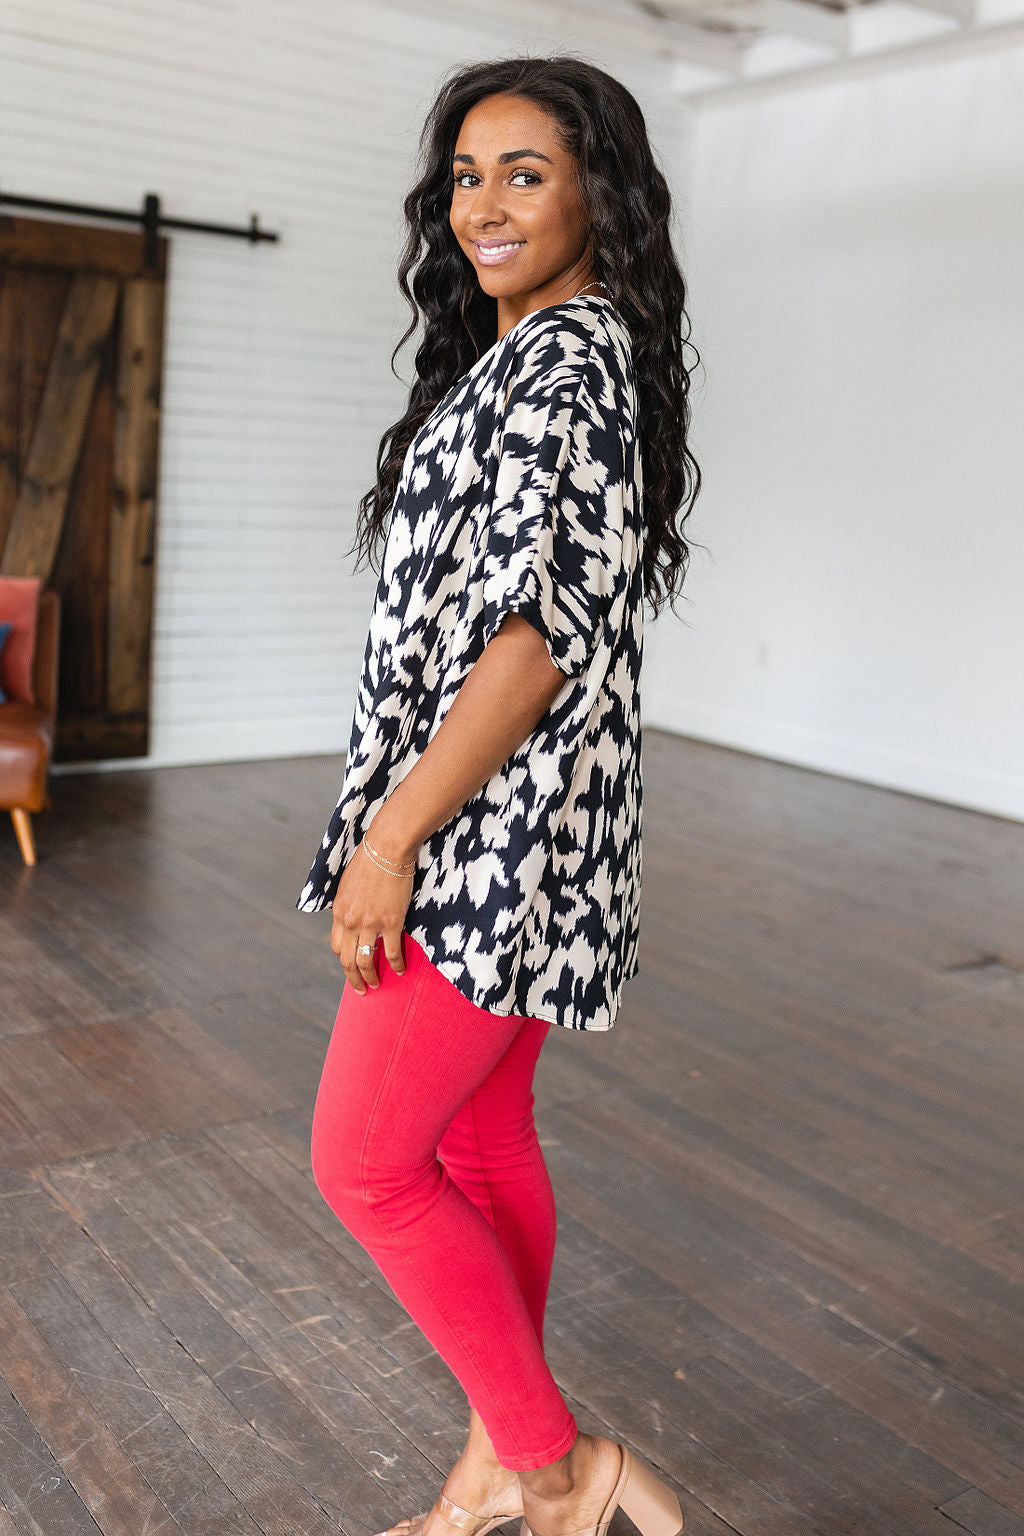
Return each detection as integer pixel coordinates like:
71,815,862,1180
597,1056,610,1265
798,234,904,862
297,293,644,1032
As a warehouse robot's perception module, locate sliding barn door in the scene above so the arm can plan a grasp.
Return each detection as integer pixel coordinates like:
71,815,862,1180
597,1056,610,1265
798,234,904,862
0,214,168,761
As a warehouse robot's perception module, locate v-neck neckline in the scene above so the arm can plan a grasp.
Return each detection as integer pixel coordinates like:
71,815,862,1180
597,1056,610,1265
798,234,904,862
490,292,614,363
427,293,616,427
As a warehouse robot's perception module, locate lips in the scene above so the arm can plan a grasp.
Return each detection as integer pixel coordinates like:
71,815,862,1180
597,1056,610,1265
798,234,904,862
475,239,526,266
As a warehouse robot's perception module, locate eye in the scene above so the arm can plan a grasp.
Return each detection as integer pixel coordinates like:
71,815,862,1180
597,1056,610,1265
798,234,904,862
451,168,543,188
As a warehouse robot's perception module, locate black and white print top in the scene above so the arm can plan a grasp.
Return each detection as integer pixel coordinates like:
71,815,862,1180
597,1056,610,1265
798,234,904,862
296,293,644,1032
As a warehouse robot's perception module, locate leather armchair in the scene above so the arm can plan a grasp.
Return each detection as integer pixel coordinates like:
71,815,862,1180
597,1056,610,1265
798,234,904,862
0,589,61,866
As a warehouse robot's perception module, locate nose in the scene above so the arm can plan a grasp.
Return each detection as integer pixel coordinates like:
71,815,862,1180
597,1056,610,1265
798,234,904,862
466,179,506,229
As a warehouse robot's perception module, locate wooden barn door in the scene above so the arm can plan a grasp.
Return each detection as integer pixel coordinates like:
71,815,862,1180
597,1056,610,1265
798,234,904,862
0,214,168,761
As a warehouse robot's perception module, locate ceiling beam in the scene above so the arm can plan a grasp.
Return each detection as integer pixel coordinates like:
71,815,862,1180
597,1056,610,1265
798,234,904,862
896,0,976,23
694,0,851,47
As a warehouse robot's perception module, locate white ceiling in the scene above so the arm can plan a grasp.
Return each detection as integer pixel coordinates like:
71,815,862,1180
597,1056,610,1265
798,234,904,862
414,0,1024,99
649,0,1024,97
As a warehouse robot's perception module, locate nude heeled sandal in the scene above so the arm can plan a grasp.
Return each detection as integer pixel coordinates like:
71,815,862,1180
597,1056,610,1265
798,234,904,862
519,1442,683,1536
377,1488,526,1536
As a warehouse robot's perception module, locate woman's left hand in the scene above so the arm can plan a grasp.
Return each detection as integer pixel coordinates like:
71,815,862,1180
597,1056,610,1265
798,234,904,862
329,837,418,994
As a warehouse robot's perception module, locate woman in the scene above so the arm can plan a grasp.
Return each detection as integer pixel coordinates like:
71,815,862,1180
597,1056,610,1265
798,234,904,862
297,53,700,1536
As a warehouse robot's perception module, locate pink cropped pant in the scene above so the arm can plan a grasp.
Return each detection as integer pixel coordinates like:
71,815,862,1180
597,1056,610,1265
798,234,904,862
309,931,580,1470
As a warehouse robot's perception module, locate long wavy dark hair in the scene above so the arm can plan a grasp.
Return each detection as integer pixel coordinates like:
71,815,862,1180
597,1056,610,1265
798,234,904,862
347,53,703,621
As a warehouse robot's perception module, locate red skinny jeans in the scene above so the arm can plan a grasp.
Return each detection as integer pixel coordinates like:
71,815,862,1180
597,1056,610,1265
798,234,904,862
309,931,580,1470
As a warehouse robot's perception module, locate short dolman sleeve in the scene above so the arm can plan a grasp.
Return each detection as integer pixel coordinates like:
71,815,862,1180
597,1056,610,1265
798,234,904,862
481,324,629,679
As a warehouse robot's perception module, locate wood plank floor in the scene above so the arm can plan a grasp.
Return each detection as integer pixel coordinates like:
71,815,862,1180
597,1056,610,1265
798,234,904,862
1,728,1022,1536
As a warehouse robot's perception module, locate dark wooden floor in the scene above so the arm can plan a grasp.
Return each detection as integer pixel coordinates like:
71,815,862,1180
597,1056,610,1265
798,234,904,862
1,728,1022,1536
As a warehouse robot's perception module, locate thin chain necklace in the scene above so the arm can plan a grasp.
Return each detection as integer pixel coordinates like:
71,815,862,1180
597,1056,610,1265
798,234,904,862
571,279,612,300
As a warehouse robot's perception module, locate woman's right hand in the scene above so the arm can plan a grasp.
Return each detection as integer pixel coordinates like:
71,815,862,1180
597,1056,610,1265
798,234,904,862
330,842,415,994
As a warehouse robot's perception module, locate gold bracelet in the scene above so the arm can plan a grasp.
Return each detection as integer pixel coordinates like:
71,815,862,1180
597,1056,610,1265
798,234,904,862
362,835,417,877
362,840,415,876
363,834,416,871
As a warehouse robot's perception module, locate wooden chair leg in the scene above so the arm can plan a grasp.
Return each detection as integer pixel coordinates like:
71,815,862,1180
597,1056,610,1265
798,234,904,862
10,808,36,866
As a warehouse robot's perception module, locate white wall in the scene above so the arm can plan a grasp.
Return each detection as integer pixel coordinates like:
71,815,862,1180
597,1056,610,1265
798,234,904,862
646,43,1024,821
0,0,691,769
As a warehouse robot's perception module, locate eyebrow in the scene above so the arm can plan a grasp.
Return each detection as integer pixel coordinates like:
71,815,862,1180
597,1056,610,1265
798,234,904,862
452,148,553,165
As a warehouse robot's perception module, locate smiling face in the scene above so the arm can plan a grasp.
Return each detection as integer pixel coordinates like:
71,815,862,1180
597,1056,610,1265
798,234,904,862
449,92,596,335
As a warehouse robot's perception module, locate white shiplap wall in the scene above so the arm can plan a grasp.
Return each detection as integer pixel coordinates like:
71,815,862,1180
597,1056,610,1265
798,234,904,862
0,0,691,767
646,42,1024,822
